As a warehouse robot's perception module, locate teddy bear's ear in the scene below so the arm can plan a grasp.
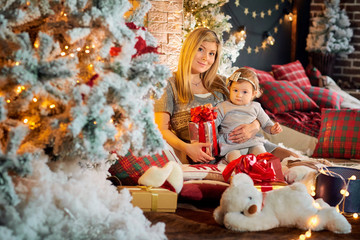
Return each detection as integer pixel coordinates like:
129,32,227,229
231,173,254,187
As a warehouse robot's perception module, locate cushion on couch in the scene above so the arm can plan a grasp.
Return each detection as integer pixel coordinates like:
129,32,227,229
258,80,319,113
312,109,360,159
245,66,276,83
272,60,312,88
301,86,344,109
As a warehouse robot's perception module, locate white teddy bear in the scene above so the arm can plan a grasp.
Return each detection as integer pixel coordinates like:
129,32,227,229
213,173,351,233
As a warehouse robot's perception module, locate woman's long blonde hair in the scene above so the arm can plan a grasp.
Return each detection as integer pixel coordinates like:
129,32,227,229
175,28,228,102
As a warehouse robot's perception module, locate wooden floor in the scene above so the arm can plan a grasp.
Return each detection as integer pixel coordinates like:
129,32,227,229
145,203,360,240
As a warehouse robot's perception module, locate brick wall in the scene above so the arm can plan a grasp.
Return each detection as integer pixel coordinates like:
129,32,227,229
310,0,360,89
147,0,183,71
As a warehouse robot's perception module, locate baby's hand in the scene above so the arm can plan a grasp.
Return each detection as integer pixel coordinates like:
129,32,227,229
270,122,282,134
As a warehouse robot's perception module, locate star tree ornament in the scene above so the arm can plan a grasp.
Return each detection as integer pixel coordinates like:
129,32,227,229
0,0,170,239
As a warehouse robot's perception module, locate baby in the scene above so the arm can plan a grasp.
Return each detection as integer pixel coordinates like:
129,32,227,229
215,67,282,163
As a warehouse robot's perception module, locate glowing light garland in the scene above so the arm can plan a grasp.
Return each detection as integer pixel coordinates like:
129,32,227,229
229,0,294,55
299,166,359,239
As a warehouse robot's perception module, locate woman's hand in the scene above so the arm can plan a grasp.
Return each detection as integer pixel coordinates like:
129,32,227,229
185,142,215,163
228,120,260,143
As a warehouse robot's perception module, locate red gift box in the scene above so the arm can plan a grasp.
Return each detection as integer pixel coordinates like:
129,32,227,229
222,153,287,191
189,105,219,157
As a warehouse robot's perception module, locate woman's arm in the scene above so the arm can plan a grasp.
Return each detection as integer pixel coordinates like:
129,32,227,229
155,112,214,163
228,120,260,143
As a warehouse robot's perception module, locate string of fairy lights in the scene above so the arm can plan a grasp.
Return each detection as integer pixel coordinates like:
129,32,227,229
0,1,109,131
229,0,294,55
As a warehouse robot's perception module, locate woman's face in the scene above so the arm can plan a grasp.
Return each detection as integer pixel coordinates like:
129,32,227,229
191,41,217,75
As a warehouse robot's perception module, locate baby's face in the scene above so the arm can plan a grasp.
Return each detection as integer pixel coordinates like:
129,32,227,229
229,81,256,106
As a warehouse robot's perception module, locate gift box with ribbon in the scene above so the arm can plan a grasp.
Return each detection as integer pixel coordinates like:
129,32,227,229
189,105,219,157
118,186,177,212
222,153,287,192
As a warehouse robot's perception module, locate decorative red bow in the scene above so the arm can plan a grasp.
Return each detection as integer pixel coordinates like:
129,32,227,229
190,105,217,123
222,153,276,183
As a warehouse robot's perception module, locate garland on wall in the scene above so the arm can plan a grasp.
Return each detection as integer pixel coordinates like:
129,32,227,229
183,0,245,77
227,0,294,55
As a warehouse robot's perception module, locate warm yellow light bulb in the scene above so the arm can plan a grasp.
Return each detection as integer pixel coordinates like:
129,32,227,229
16,86,22,93
26,1,30,5
93,121,97,125
61,52,66,56
85,50,90,54
310,185,315,191
353,213,358,219
89,64,93,68
21,86,25,90
63,13,67,17
65,45,69,49
6,99,10,103
350,175,356,180
32,98,38,102
34,43,39,48
340,189,346,195
299,234,305,240
70,53,75,57
15,61,20,66
311,191,316,197
76,47,81,52
309,216,318,227
23,119,29,124
305,230,311,238
49,104,55,109
110,119,113,123
86,46,90,49
92,44,95,48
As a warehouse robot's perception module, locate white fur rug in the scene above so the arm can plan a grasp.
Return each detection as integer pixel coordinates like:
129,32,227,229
0,154,166,240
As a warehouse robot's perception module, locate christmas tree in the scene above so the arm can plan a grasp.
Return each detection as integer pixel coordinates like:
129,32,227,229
183,0,245,77
306,0,354,58
0,0,170,238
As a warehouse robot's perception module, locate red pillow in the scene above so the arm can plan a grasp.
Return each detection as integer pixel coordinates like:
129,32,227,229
301,86,343,109
245,66,276,83
305,64,323,86
108,150,169,185
272,60,312,88
258,81,319,113
312,109,360,159
179,180,229,205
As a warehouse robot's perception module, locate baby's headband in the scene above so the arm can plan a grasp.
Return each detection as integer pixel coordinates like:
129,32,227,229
227,71,257,90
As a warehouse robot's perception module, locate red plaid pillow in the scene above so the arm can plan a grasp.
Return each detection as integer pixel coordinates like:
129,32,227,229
108,150,169,185
245,66,276,83
258,81,319,113
301,86,343,109
312,109,360,159
305,64,322,86
272,60,311,88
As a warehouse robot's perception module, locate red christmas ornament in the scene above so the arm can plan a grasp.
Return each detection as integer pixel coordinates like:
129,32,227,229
132,36,159,59
110,47,122,57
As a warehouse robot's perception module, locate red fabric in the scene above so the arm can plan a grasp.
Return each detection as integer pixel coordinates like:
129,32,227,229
245,66,276,83
312,109,360,159
272,60,312,88
258,80,319,113
266,110,321,137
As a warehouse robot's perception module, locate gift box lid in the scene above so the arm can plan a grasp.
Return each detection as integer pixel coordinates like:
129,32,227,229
118,186,178,212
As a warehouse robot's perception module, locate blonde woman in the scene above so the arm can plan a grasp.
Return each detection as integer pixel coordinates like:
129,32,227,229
154,28,297,164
